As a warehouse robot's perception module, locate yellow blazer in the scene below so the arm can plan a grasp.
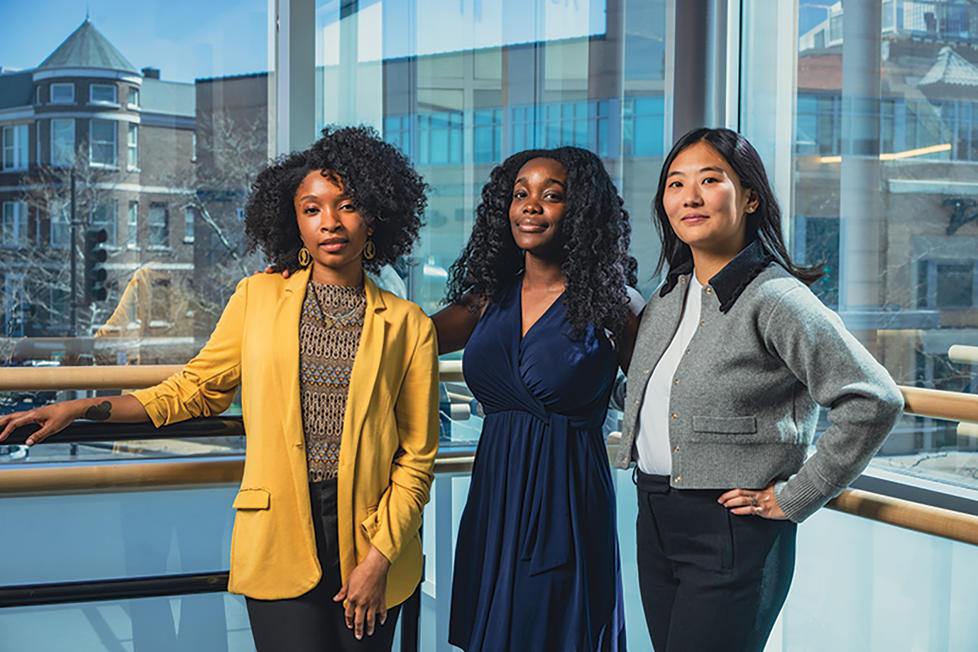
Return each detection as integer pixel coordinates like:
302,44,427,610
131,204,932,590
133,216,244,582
130,267,439,605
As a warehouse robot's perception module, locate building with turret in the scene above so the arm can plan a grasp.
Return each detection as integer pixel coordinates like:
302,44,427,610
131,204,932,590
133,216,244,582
0,20,198,361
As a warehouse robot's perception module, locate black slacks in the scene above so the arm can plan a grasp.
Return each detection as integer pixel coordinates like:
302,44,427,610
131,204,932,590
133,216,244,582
635,470,796,652
245,480,401,652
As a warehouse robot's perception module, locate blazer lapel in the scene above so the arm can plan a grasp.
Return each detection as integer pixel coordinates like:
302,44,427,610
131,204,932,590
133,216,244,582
277,266,312,451
340,276,388,471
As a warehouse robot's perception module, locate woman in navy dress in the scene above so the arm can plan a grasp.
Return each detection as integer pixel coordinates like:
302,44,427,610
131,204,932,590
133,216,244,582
433,147,641,651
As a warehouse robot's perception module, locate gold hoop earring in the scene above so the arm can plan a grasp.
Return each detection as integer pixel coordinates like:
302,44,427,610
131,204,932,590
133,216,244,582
363,240,376,260
298,247,312,267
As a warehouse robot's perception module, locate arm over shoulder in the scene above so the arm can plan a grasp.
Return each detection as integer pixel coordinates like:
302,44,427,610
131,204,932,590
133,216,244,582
129,277,248,426
761,285,904,522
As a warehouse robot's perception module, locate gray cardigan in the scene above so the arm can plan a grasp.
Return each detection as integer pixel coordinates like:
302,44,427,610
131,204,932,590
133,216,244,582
614,242,904,522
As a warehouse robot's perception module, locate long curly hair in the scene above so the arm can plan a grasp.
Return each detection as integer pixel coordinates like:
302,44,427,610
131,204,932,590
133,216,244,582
653,128,822,284
245,125,428,274
445,147,638,336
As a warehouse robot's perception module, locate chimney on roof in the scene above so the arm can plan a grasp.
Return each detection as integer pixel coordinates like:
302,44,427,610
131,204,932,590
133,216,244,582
141,67,160,79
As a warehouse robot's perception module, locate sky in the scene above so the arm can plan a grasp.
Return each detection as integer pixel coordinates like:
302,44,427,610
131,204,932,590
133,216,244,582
0,0,268,82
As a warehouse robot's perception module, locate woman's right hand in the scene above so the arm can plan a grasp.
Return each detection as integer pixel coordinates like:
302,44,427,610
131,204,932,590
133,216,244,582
260,266,291,278
0,399,90,446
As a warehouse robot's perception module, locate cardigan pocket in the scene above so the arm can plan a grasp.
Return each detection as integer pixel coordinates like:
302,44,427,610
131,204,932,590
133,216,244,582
689,416,765,443
232,488,271,510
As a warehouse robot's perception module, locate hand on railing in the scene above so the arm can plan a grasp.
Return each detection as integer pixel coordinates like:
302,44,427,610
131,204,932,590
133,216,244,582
0,400,91,446
0,395,149,446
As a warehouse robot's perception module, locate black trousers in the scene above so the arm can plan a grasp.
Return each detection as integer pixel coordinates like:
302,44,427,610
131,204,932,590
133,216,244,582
635,470,796,652
245,480,401,652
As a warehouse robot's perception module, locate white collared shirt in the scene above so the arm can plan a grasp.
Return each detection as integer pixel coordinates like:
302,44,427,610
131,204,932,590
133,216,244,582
635,272,702,475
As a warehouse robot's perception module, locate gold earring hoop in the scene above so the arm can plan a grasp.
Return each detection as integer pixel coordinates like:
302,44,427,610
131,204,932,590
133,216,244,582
298,246,312,267
363,240,376,260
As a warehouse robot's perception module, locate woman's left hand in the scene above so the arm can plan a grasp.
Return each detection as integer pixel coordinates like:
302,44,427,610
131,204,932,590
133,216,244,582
718,484,788,520
333,545,391,639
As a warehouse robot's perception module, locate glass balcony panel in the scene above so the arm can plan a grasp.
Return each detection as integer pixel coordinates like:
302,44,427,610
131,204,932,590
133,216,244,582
774,507,978,651
1,486,236,585
0,593,255,652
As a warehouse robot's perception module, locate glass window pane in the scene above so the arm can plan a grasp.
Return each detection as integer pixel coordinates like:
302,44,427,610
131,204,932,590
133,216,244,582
743,1,978,503
91,200,117,247
51,118,74,166
128,201,139,248
184,206,194,243
1,4,268,356
90,83,117,104
50,199,70,247
90,119,117,166
127,123,138,168
149,203,169,247
936,262,974,308
50,83,74,103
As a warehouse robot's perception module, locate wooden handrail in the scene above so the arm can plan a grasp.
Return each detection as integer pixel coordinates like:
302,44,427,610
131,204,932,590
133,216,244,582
0,360,465,390
0,367,974,420
826,489,978,547
0,453,474,496
900,385,978,422
948,344,978,365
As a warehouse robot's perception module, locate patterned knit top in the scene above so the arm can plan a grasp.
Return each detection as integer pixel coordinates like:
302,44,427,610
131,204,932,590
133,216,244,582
298,281,366,482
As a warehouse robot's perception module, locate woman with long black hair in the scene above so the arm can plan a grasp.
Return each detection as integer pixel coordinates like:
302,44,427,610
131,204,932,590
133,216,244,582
616,127,904,651
434,146,640,651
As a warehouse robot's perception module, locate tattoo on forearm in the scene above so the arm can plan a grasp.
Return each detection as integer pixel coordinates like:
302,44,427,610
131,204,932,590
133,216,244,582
85,401,112,421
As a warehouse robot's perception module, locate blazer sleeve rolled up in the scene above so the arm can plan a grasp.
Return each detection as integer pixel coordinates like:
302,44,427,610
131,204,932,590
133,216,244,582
129,278,246,425
363,317,440,563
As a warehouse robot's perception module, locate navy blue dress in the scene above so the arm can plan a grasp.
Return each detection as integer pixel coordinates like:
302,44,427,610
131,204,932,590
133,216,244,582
449,279,626,652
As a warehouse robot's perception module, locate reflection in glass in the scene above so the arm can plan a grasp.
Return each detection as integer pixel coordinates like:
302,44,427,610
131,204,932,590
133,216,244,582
792,1,978,491
0,6,269,427
315,0,668,318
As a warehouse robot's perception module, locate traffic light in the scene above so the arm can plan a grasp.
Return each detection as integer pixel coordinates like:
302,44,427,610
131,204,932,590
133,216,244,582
84,228,108,302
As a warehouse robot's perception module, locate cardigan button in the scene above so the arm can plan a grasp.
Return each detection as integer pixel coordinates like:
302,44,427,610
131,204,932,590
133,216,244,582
670,413,677,420
705,287,712,294
675,475,681,483
699,320,705,327
684,349,691,355
673,378,679,385
673,445,680,452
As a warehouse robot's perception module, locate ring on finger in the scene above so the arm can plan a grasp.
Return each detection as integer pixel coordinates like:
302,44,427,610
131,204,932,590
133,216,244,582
749,495,758,507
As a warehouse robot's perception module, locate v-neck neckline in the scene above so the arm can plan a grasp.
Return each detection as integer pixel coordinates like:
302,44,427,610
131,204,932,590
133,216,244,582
518,277,565,342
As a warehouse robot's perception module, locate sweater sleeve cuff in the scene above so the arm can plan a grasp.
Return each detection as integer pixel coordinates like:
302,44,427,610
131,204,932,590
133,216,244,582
774,469,833,523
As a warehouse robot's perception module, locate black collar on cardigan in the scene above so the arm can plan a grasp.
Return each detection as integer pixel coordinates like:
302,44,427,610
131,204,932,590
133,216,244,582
659,240,774,313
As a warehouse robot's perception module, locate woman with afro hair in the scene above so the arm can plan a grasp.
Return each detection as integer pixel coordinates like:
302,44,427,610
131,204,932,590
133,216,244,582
0,126,440,652
433,147,642,651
